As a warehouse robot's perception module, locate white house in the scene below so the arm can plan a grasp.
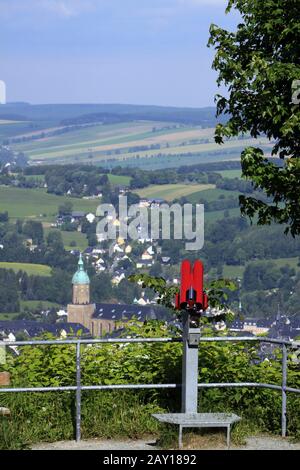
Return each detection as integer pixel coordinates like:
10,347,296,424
86,213,96,223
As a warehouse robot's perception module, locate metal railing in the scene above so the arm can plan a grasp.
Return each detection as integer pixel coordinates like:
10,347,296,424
0,336,299,442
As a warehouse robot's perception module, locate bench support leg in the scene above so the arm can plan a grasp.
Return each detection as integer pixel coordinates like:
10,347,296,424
179,425,183,449
227,425,230,449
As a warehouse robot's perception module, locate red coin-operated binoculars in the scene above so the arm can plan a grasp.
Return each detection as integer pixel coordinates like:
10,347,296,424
175,259,208,315
176,259,209,414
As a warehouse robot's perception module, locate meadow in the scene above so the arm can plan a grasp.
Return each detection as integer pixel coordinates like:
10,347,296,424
222,257,300,279
0,262,52,276
107,174,132,186
187,188,239,203
0,186,99,221
134,183,215,201
216,169,242,178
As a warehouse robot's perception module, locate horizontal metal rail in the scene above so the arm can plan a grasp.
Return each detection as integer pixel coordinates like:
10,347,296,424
2,382,300,394
0,337,178,347
0,336,299,442
1,336,297,347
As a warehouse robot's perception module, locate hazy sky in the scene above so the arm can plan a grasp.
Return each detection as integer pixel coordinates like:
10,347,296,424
0,0,239,107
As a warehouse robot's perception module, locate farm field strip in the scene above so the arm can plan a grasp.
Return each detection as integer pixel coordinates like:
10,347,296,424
134,183,216,201
28,136,271,162
25,126,213,159
11,121,183,152
38,149,244,167
0,120,25,125
216,169,242,178
12,122,157,152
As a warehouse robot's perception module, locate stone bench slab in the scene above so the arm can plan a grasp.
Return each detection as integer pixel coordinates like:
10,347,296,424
152,413,241,448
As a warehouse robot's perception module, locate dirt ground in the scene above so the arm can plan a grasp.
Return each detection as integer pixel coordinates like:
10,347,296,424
31,435,300,451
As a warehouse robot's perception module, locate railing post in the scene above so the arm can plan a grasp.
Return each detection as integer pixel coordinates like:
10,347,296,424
181,311,199,413
281,344,287,438
76,342,81,442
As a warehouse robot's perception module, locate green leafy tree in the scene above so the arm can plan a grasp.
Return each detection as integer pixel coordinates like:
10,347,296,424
58,201,73,216
209,0,300,235
129,273,236,323
46,231,64,251
22,221,44,245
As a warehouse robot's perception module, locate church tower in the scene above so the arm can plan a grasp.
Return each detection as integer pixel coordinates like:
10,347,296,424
67,254,95,329
72,253,90,304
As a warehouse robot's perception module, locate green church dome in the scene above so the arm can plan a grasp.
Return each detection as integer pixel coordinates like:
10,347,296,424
72,253,90,285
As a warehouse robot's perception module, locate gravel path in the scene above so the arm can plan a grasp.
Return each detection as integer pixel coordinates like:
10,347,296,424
31,436,300,451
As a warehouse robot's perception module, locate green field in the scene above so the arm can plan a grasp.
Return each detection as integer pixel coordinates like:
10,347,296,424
222,257,300,279
0,262,52,276
0,186,99,221
0,313,19,320
7,118,271,167
44,228,89,251
188,188,240,203
134,184,215,201
26,136,270,165
107,174,131,186
216,169,242,178
205,207,242,223
12,122,211,158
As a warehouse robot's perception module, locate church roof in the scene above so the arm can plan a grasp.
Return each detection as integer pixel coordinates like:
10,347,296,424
93,303,170,321
72,253,90,285
0,320,90,338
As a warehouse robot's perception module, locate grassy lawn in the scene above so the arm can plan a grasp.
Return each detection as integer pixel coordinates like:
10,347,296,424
44,228,89,251
188,188,240,203
0,186,99,221
107,174,132,186
205,207,242,223
0,262,52,276
216,169,242,178
134,184,215,201
0,313,19,320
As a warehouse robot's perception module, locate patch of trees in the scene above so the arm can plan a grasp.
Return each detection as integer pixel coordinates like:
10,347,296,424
19,269,72,305
216,177,254,194
44,166,109,196
0,269,20,312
